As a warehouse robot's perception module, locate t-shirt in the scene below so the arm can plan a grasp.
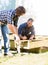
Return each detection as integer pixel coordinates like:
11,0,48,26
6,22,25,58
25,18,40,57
0,9,18,27
18,23,35,38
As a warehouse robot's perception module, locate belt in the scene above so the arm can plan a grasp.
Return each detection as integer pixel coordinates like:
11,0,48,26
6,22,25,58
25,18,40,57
0,20,7,25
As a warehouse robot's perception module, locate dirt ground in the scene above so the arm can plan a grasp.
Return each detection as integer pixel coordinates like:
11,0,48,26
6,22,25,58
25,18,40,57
0,35,48,65
0,52,48,65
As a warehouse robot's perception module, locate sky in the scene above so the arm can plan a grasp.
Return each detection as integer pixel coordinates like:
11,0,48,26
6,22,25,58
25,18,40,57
17,0,48,35
0,0,16,10
0,0,48,35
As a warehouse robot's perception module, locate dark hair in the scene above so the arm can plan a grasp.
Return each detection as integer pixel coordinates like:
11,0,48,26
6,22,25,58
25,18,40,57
16,6,26,16
28,18,34,22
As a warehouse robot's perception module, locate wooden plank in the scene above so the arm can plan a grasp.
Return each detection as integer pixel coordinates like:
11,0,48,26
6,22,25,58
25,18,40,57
20,39,48,49
9,34,48,50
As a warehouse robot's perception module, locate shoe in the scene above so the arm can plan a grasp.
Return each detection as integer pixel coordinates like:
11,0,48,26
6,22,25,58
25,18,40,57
4,52,13,57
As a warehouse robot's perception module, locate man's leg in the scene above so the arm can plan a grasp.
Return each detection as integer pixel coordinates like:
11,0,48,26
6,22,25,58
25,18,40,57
0,25,2,56
1,25,10,55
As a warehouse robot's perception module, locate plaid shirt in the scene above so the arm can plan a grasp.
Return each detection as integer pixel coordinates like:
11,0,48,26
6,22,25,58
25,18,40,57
0,9,16,24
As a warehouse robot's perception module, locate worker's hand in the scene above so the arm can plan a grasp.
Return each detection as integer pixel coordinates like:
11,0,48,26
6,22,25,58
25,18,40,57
29,37,33,40
14,35,20,41
22,36,27,40
29,35,35,40
14,34,20,45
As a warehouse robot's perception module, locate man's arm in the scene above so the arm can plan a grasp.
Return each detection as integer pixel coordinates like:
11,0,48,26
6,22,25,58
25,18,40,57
18,25,23,39
8,23,20,41
29,26,35,40
8,24,18,35
18,23,27,40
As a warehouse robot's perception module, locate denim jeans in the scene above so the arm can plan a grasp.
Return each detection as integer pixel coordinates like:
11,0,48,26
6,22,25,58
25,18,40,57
0,24,10,54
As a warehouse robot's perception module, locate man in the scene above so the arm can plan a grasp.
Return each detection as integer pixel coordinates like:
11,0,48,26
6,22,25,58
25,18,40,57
18,18,35,40
0,6,26,56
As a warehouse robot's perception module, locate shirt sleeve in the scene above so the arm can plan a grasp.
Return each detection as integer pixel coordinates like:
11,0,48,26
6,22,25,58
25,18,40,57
18,25,23,35
18,23,26,35
31,26,35,35
11,10,18,27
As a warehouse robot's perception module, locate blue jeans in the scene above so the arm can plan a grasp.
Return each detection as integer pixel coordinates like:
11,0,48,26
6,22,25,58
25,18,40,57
0,24,10,54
